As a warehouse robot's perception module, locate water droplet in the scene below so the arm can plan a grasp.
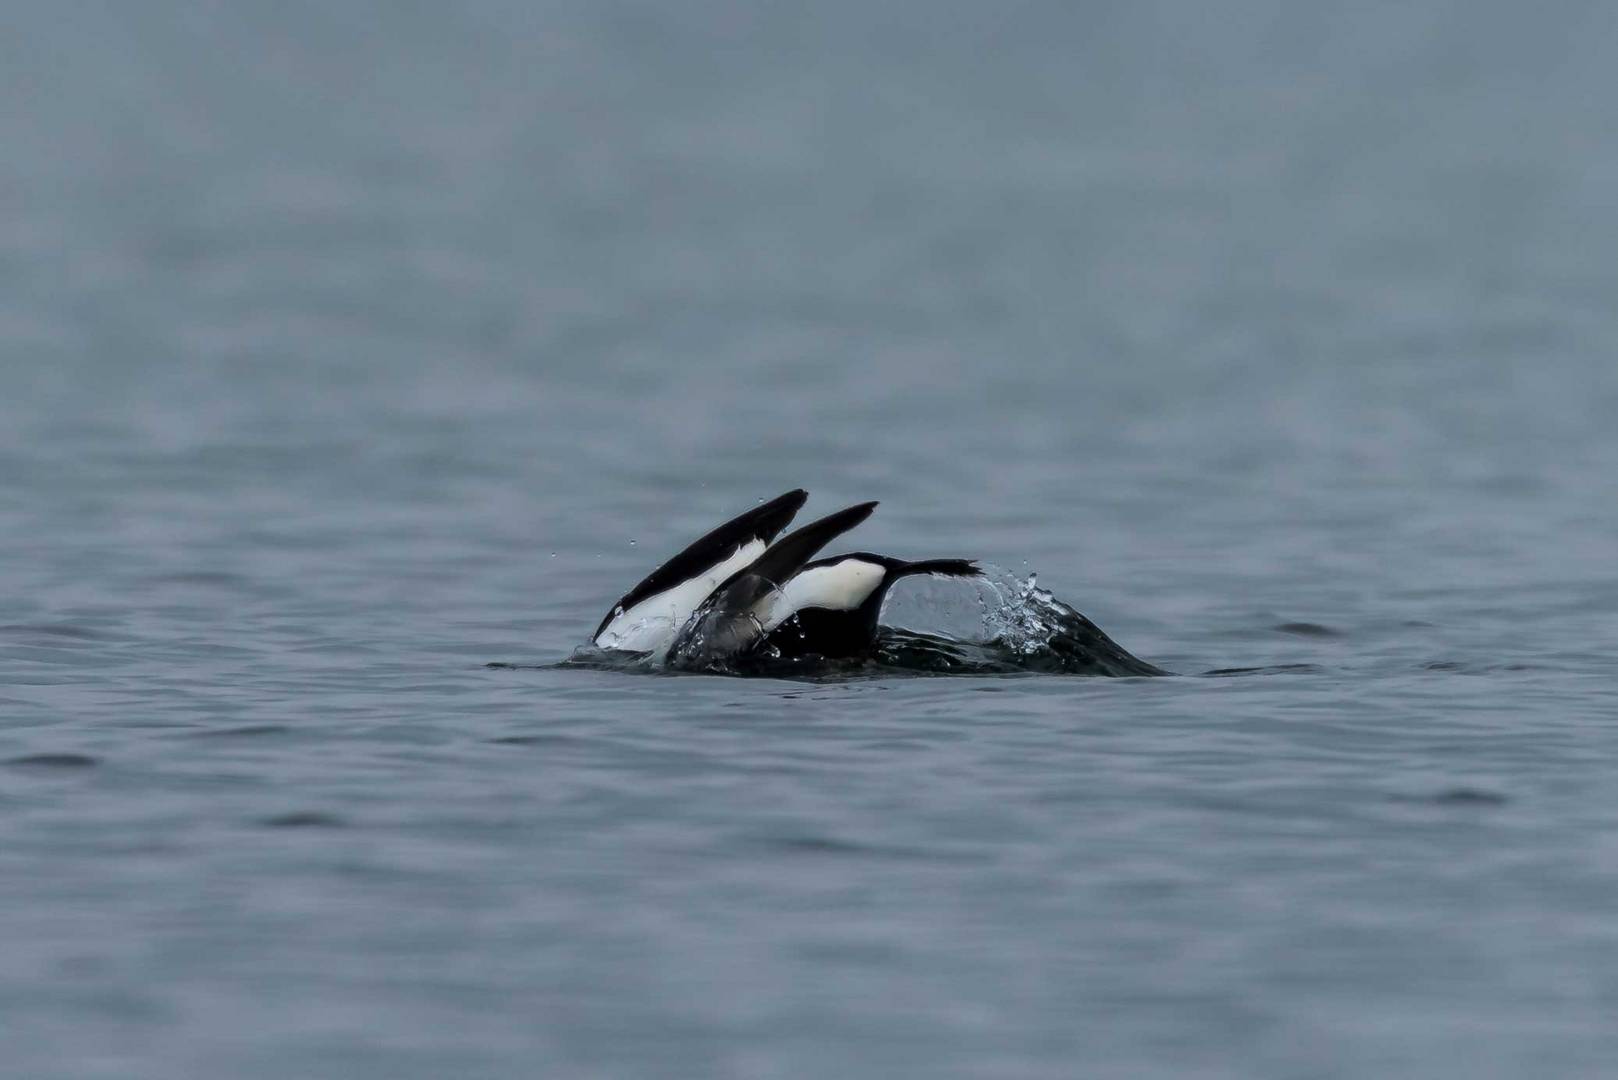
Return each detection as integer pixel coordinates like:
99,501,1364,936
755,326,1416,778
629,538,637,546
550,552,557,558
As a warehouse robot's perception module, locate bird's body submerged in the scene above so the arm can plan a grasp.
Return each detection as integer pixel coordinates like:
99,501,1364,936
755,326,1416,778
585,489,1161,676
765,554,980,659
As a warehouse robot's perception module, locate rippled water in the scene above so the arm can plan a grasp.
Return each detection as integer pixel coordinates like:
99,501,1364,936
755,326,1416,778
5,2,1618,1076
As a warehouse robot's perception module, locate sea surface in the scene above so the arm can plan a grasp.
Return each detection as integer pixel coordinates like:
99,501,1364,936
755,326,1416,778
4,2,1618,1077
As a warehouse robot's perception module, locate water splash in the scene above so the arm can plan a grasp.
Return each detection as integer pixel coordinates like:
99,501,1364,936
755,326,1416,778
968,566,1167,676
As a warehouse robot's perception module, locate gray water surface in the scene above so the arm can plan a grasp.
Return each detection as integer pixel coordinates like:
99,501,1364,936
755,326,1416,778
4,2,1618,1077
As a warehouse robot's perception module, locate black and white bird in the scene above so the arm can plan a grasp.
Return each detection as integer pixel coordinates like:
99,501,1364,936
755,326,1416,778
592,489,807,655
593,490,979,668
582,490,1167,677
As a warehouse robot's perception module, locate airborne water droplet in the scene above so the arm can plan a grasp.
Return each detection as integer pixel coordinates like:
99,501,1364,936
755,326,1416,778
629,538,637,546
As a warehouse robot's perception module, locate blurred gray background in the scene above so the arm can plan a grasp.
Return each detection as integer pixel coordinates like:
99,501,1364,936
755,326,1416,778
4,2,1617,1077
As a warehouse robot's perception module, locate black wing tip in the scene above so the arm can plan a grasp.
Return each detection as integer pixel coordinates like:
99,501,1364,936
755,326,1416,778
782,500,878,544
808,500,878,535
753,489,810,540
782,501,877,537
767,488,810,509
832,500,879,523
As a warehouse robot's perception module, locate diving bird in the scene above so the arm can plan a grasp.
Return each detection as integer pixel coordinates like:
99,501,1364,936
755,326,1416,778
592,489,807,654
762,553,981,659
579,490,1165,677
664,501,879,669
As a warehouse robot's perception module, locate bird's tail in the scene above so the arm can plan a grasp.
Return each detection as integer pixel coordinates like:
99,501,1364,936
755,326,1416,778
896,558,980,578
